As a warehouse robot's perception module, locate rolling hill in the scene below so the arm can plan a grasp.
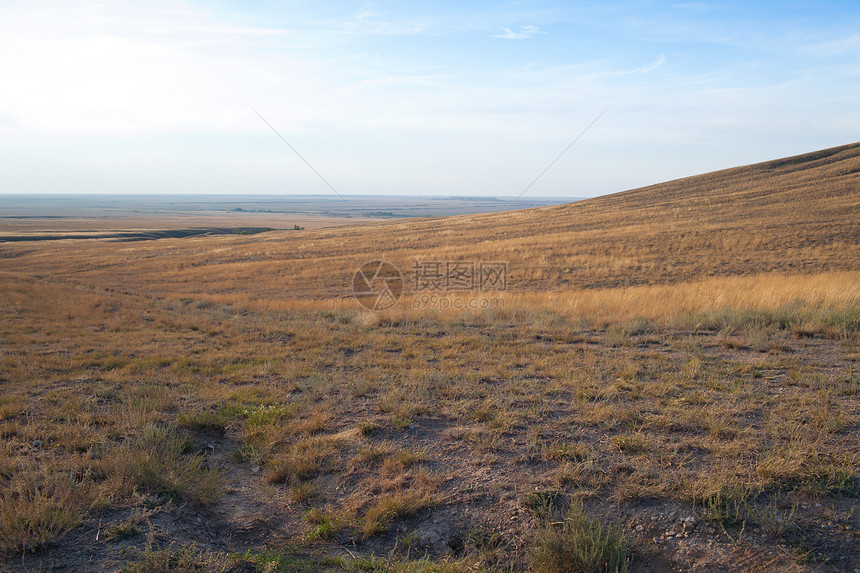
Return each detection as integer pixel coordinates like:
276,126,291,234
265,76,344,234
2,143,858,301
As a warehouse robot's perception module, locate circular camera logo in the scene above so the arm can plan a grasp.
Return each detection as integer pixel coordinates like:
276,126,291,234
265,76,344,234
352,261,403,311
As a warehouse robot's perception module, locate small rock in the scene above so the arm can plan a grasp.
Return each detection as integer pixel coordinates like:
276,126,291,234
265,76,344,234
251,465,260,473
31,440,43,448
421,531,440,544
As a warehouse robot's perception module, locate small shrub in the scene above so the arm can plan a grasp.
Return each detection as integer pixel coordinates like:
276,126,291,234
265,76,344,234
522,490,566,522
529,500,630,573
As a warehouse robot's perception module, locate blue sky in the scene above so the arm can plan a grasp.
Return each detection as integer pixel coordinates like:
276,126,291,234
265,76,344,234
1,1,858,197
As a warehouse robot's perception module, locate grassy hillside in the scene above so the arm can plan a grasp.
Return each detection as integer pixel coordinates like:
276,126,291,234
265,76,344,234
1,144,858,572
1,143,858,301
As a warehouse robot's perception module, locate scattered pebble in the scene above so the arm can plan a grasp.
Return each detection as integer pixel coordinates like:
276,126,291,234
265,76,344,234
683,516,697,531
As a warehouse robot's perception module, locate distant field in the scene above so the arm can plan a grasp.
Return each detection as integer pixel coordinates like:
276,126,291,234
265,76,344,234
0,145,858,572
0,194,572,241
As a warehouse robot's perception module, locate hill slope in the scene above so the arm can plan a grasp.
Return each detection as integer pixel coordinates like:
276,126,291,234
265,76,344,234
1,143,858,299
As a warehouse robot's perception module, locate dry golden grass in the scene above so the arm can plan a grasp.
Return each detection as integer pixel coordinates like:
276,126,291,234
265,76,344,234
2,142,859,303
0,143,858,571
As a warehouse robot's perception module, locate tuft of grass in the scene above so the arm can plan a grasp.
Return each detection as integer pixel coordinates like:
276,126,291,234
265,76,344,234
0,463,93,552
287,482,321,504
304,507,347,541
529,500,630,573
522,490,566,522
357,420,381,437
102,508,153,542
244,403,295,428
265,435,348,485
288,411,331,436
108,424,222,506
360,490,433,539
176,408,236,436
103,520,142,542
611,432,648,454
121,540,227,572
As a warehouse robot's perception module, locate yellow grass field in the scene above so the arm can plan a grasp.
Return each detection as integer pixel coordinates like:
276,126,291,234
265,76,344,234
1,143,859,572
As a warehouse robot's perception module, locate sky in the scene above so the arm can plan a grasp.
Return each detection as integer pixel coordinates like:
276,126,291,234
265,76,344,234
1,1,858,198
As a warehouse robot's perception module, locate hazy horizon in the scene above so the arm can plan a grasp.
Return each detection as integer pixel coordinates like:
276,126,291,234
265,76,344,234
0,193,573,221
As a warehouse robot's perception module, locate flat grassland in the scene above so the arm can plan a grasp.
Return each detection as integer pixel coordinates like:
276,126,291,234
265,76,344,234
1,144,859,572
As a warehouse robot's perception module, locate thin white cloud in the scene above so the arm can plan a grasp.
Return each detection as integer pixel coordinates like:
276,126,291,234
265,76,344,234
492,25,543,40
627,54,667,74
342,8,432,36
803,34,860,57
674,2,722,10
141,24,287,36
174,25,288,36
